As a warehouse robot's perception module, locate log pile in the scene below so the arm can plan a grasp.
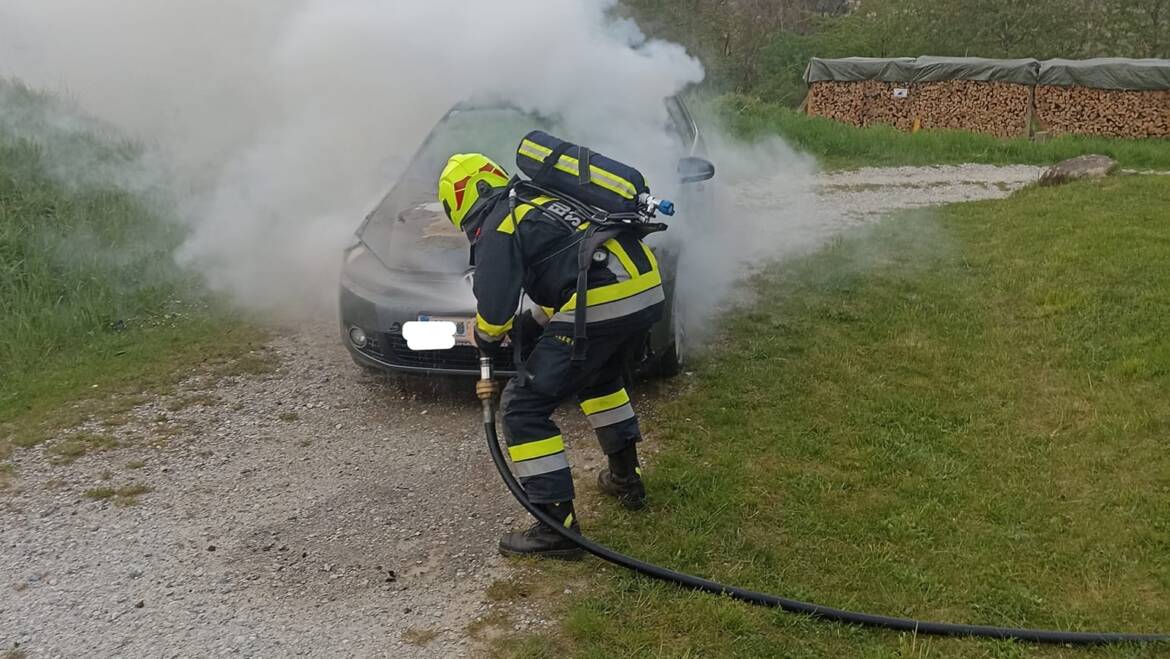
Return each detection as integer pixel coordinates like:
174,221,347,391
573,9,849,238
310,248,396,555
1035,85,1170,138
912,81,1031,138
807,80,1031,136
807,81,916,131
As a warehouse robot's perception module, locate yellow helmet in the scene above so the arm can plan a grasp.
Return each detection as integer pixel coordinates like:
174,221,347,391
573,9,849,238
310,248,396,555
438,153,511,229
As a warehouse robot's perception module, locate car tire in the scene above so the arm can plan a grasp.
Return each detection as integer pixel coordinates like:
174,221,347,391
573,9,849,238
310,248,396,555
655,340,683,377
654,294,686,377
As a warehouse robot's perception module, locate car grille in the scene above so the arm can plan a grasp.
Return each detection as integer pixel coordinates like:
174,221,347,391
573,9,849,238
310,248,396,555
368,332,519,372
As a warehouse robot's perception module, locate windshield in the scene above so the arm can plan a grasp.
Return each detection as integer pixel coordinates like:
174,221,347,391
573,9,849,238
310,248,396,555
359,107,559,274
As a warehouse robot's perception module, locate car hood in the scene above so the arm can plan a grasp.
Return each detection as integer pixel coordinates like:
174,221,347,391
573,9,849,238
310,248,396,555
359,199,471,275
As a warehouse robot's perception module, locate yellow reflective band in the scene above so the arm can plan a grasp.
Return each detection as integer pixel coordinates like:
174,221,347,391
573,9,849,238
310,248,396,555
509,435,565,462
559,240,660,312
580,389,630,416
559,268,662,312
519,140,552,158
641,242,659,270
582,167,637,200
607,239,640,280
476,313,514,338
497,196,556,235
563,512,574,528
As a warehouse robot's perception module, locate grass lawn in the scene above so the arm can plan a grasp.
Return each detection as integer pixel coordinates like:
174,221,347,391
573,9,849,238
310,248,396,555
707,94,1170,172
496,175,1170,658
0,80,266,458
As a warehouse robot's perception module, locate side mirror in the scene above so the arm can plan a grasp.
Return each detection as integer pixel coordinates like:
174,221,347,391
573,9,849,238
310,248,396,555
678,157,716,184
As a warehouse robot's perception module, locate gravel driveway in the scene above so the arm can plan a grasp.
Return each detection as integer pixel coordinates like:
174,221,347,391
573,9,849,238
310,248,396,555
1,164,1042,658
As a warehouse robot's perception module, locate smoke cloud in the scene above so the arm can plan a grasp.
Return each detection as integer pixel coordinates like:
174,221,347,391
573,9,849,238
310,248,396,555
0,0,823,344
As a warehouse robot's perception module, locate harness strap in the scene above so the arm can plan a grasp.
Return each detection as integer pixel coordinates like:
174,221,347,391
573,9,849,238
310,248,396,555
571,225,624,361
577,148,592,186
535,142,575,184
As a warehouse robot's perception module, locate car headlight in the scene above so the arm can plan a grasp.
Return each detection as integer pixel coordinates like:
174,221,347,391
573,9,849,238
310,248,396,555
348,326,369,349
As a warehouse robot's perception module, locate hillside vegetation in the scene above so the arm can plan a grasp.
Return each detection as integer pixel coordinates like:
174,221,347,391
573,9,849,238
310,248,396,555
622,2,1170,170
624,0,1169,105
0,80,262,455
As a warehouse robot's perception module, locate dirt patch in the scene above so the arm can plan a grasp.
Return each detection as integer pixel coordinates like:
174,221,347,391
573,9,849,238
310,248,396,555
0,329,527,658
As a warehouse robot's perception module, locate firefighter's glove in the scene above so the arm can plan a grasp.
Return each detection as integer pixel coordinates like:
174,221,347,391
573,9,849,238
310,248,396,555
476,379,499,401
476,337,504,359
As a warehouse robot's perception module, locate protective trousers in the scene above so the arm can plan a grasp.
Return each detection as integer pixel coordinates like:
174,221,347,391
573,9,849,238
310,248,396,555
500,326,648,504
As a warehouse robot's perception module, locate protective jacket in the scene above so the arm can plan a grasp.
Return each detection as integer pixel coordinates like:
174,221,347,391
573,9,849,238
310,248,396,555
469,191,665,347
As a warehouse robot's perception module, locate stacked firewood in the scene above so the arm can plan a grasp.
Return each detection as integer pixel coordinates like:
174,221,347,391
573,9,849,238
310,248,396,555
807,80,1032,137
913,81,1032,137
1035,86,1170,138
807,81,916,131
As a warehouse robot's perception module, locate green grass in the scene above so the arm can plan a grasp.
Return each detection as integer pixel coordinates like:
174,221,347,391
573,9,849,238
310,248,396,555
83,482,151,506
0,79,268,454
708,94,1170,171
502,176,1170,658
46,431,119,465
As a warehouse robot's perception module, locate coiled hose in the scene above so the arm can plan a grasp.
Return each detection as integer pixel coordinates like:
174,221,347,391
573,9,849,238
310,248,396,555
479,357,1169,645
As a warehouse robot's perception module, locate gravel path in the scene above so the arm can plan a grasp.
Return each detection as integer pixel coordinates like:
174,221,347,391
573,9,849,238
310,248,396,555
1,164,1043,658
816,164,1043,222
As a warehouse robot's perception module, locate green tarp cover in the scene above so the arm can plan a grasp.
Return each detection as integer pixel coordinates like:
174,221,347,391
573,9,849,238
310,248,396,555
806,57,1170,90
804,57,917,83
913,57,1039,85
1039,58,1170,91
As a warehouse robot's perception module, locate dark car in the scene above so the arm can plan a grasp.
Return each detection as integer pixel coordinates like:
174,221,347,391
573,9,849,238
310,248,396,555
340,96,712,378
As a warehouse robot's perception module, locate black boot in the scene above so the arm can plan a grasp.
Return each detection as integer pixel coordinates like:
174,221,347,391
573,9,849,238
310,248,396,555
498,501,585,561
598,445,646,510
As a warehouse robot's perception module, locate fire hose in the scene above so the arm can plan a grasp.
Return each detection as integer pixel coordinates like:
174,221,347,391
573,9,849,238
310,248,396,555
478,354,1169,645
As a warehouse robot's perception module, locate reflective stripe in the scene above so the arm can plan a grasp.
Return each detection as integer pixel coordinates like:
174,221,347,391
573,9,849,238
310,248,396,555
497,195,557,235
580,389,630,416
508,435,565,462
606,255,630,282
476,313,513,338
511,452,571,478
560,268,662,312
518,140,637,200
517,140,551,159
560,239,660,313
640,241,658,270
585,402,636,429
608,239,640,281
552,285,665,324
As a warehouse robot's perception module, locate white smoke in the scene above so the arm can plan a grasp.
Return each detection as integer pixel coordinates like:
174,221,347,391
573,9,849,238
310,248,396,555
668,130,822,345
0,0,703,313
1,0,833,355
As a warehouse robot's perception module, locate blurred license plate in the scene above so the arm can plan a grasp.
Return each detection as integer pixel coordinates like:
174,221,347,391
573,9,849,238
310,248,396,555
417,315,473,345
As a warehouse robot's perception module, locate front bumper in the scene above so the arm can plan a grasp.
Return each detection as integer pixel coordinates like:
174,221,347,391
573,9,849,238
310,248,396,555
344,321,520,377
339,273,522,377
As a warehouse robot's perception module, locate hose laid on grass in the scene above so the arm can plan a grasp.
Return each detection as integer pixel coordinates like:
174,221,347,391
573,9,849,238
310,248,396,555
480,358,1168,645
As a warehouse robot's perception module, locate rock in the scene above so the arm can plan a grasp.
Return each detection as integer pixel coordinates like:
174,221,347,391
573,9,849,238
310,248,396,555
1039,155,1117,186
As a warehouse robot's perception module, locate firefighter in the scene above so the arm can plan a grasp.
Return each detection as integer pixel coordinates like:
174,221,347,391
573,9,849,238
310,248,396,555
438,153,663,560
